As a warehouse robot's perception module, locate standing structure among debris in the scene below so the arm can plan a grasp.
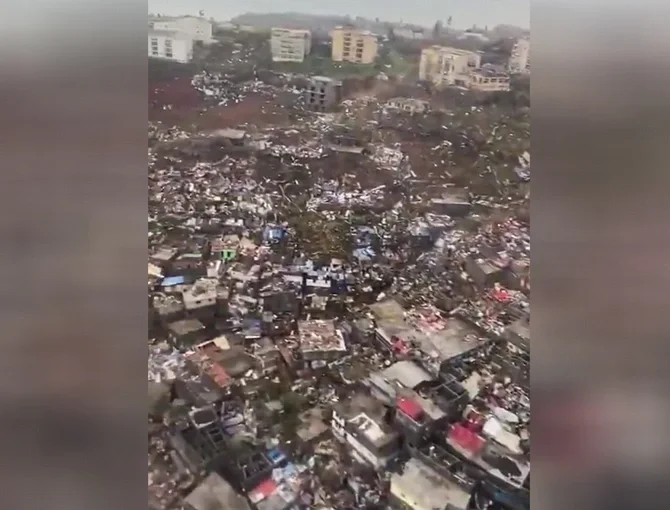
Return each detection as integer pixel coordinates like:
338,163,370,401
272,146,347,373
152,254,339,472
389,457,472,510
419,46,481,87
468,67,511,92
331,26,379,64
184,472,252,510
149,15,213,42
509,37,531,74
332,391,400,469
270,27,312,62
386,97,430,114
148,29,194,63
304,76,342,112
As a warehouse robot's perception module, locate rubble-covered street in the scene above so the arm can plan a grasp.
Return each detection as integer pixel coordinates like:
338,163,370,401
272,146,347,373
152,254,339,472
148,25,530,510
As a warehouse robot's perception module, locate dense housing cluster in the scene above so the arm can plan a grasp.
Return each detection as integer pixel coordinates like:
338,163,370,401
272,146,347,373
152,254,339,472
149,13,530,510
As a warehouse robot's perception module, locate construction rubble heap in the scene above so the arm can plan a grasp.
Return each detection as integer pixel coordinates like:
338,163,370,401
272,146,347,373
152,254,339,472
148,31,530,510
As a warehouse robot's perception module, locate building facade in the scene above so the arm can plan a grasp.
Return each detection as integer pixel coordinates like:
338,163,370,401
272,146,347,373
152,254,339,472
270,28,312,62
331,26,379,64
508,38,530,74
150,15,213,42
419,46,481,87
304,76,342,112
469,69,511,92
332,392,399,469
148,30,194,63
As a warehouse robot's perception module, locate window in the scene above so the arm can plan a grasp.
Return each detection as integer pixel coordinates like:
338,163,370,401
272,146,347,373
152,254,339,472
164,38,173,58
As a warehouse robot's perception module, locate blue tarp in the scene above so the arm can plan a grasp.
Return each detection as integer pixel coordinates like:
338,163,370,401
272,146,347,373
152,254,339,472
264,226,286,242
266,447,288,466
353,247,376,261
161,275,185,287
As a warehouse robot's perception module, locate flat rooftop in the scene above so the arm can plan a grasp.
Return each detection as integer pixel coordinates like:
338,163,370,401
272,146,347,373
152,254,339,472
335,391,397,448
378,360,433,390
168,318,205,336
185,472,251,510
425,45,478,57
390,457,471,510
371,300,489,362
149,29,192,39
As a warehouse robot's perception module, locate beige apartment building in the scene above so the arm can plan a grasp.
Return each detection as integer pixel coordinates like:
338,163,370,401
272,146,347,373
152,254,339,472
331,26,379,64
419,45,481,87
469,68,511,92
270,27,312,63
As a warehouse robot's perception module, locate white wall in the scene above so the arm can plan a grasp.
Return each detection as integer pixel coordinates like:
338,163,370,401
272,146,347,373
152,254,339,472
331,410,383,469
148,33,193,63
509,38,530,74
173,17,213,41
151,17,213,42
271,29,311,63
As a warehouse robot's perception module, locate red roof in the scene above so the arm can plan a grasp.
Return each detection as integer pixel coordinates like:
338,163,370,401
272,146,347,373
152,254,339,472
448,423,485,455
396,397,423,421
206,362,231,388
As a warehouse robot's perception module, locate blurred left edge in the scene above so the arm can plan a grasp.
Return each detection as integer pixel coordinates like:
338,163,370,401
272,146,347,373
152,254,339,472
0,3,147,510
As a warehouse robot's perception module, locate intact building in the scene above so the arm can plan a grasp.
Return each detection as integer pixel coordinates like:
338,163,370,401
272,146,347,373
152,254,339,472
469,67,511,92
331,26,379,64
419,46,481,87
509,38,530,74
270,28,312,62
148,30,194,63
332,391,400,469
150,15,213,42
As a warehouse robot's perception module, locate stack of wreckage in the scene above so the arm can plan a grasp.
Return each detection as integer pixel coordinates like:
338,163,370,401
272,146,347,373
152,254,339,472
148,51,530,510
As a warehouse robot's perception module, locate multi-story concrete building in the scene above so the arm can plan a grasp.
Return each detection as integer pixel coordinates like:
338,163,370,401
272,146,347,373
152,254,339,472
270,28,311,62
148,29,194,63
149,15,213,42
304,76,342,112
469,67,511,92
509,38,530,74
331,26,379,64
332,391,400,469
419,46,481,87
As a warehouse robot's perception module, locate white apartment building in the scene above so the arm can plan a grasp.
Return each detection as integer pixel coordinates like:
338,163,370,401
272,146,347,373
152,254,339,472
148,30,194,63
509,38,530,74
331,393,399,469
149,15,213,42
419,46,481,87
270,28,312,63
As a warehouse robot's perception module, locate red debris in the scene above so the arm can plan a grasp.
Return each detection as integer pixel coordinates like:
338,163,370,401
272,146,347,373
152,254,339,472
448,423,486,455
396,397,424,421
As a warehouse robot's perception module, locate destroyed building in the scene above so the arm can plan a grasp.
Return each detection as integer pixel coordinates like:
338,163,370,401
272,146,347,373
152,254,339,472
148,16,531,509
295,319,348,365
304,76,342,112
389,457,472,510
332,390,400,469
